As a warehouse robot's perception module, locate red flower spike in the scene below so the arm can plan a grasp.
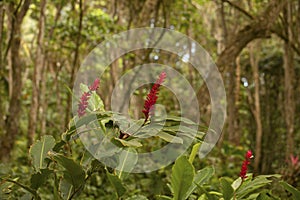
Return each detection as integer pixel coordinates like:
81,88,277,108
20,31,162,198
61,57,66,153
246,150,253,159
240,150,253,180
89,78,100,91
77,78,100,117
142,72,166,122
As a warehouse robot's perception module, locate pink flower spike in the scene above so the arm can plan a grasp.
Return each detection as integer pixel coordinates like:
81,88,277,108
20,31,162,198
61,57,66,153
155,71,166,85
290,155,299,166
78,92,91,117
77,78,100,117
142,72,166,122
89,78,100,91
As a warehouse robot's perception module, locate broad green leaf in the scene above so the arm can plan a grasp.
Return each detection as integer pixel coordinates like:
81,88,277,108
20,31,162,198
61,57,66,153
30,169,52,190
89,91,105,112
106,171,126,198
171,156,195,200
80,83,89,92
114,138,143,147
189,143,201,163
134,125,161,138
52,154,85,189
236,174,280,199
184,166,214,199
248,192,263,200
29,135,55,172
220,177,234,200
280,181,300,200
125,119,144,134
165,116,197,125
116,148,138,179
59,179,73,200
231,177,242,190
125,195,148,200
157,132,183,144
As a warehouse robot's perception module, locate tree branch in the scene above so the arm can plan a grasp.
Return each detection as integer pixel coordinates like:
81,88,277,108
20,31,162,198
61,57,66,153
216,0,287,71
222,0,254,20
17,0,31,23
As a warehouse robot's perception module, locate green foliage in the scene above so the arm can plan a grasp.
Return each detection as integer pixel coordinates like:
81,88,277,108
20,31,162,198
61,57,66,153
51,154,86,190
106,171,126,198
115,148,138,179
184,166,215,199
171,156,195,200
125,195,148,200
30,169,52,190
29,135,55,172
220,177,234,200
280,181,300,200
188,142,201,163
235,174,281,199
2,82,300,199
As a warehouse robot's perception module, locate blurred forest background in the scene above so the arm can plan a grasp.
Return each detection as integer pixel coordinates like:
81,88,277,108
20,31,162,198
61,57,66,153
0,0,299,179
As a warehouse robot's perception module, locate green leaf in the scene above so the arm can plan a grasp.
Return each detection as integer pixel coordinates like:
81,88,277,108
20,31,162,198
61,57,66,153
52,154,85,189
80,83,89,92
157,132,183,144
220,177,234,200
59,179,73,200
251,192,266,200
88,91,105,112
116,148,138,179
29,135,55,172
189,143,201,163
30,169,52,190
114,138,143,147
280,181,300,200
106,171,126,198
184,166,214,199
165,116,197,125
125,119,144,134
125,195,148,200
74,114,96,127
231,177,242,191
156,195,173,200
171,156,195,200
236,174,280,199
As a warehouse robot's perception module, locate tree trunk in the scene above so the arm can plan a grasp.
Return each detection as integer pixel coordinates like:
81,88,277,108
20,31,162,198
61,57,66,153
27,0,46,147
283,1,295,158
249,42,262,173
137,0,160,27
65,0,84,127
0,2,4,68
0,2,5,136
233,55,241,144
0,0,31,162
